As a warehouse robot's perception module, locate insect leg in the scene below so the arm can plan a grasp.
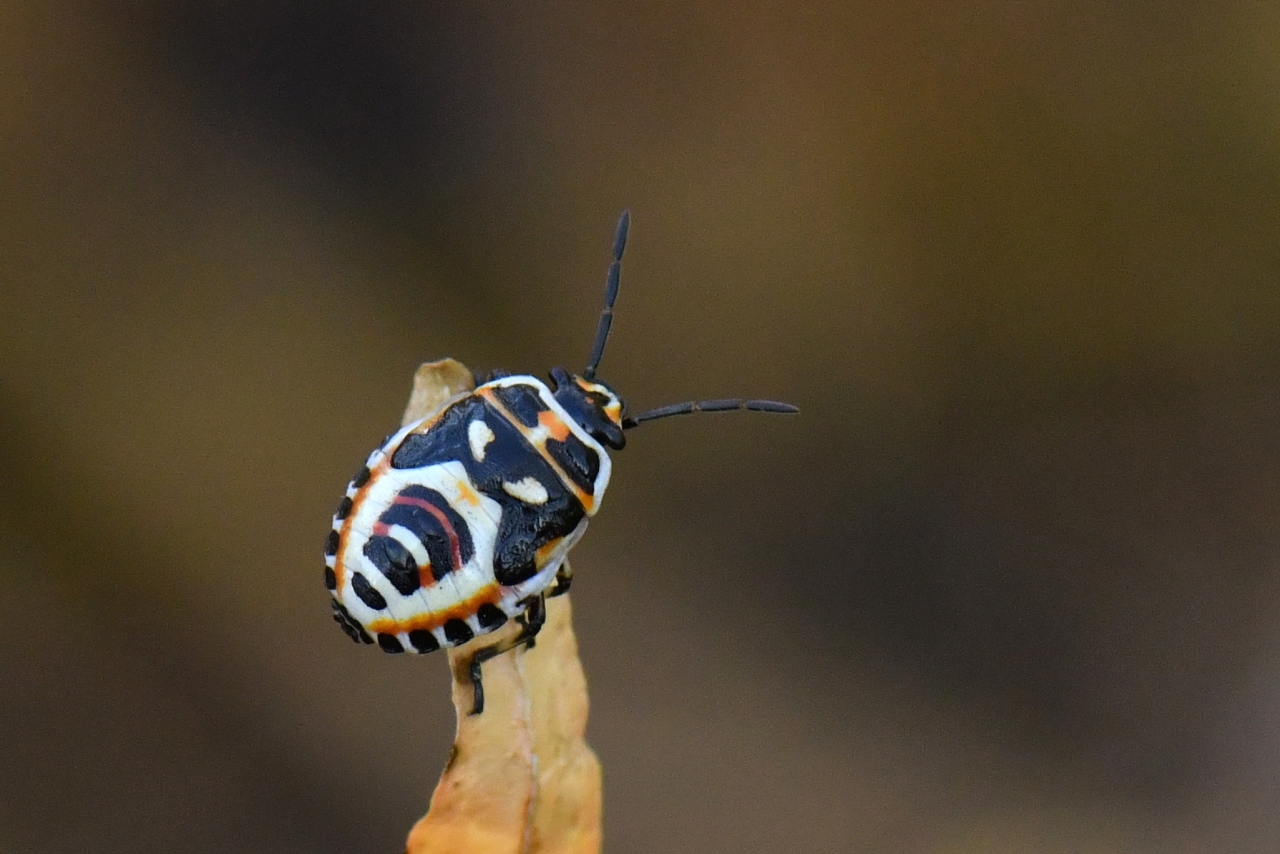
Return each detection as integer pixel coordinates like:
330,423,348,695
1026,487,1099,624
466,644,504,716
465,593,548,715
514,593,547,649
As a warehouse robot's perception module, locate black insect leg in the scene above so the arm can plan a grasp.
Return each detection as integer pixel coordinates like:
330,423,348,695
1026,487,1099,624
513,592,546,650
548,561,574,597
466,594,548,715
466,644,503,717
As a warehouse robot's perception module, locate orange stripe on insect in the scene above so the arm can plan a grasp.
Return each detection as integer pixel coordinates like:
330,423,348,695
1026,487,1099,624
537,409,571,442
455,479,481,506
367,584,503,635
535,537,564,568
334,454,393,593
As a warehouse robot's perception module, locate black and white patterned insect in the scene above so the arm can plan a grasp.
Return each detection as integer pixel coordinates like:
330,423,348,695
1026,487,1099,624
325,211,797,713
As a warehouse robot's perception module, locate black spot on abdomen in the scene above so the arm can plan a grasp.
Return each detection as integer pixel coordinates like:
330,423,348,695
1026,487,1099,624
409,629,440,653
331,599,373,644
377,633,404,653
443,619,474,645
351,572,387,610
362,536,420,596
476,603,508,630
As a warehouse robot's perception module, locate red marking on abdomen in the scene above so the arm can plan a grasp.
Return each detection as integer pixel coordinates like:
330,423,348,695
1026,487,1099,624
391,494,465,586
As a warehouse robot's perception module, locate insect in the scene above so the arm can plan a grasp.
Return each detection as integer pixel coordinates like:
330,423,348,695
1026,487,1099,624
324,211,797,713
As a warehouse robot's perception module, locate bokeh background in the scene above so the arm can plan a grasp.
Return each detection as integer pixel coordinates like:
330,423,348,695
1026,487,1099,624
3,2,1280,852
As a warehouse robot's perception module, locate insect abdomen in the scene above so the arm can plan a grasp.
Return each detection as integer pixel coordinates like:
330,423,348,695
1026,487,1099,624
326,380,609,654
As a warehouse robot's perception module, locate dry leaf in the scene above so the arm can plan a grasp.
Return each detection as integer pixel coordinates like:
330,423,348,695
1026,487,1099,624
399,360,603,854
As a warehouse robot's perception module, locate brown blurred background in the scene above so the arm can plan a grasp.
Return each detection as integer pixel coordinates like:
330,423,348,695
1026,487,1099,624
3,1,1280,852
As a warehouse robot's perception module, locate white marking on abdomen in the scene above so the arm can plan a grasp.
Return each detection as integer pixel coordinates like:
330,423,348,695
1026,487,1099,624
502,476,549,505
468,419,495,462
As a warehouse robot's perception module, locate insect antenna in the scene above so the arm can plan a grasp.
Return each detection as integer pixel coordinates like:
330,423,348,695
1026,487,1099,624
582,209,631,380
622,398,799,429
